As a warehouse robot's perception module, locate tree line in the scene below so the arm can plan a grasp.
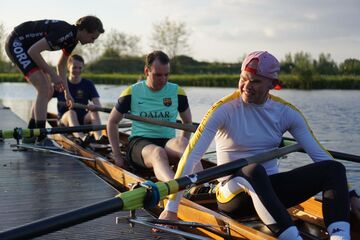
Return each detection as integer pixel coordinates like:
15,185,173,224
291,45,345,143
1,18,360,77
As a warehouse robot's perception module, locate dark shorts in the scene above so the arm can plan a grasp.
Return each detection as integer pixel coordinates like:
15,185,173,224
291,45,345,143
5,31,39,77
127,137,171,169
59,111,86,126
74,112,86,125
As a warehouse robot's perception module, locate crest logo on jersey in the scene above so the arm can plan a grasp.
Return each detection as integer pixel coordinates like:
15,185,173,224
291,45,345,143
76,90,84,99
163,98,172,106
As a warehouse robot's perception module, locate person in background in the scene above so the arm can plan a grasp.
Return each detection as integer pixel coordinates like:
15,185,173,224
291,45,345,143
53,54,103,144
159,51,360,240
107,50,199,181
5,16,104,145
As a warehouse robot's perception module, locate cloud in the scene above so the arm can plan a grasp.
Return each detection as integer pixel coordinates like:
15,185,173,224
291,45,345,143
263,28,276,38
1,0,358,63
304,13,318,21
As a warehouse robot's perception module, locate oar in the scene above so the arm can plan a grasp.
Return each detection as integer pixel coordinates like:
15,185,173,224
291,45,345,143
11,144,96,161
123,113,197,132
58,101,198,131
58,101,111,113
0,123,131,140
124,113,360,163
117,113,360,163
0,143,301,240
122,115,360,163
282,137,360,163
59,102,360,162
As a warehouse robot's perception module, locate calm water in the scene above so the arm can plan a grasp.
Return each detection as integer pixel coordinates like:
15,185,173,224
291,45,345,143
1,82,359,192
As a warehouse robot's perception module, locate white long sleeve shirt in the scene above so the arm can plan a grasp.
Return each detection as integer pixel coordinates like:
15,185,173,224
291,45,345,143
166,90,332,212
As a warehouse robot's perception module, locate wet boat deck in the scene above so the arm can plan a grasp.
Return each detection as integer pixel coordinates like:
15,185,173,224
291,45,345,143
0,105,182,239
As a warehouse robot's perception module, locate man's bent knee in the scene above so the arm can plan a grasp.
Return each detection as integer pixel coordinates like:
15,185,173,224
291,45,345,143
239,163,267,180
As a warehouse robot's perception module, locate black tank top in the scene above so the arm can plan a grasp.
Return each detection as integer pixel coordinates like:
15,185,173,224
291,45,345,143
14,19,78,54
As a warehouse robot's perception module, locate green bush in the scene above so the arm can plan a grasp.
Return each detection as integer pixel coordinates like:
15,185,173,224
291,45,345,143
0,73,25,82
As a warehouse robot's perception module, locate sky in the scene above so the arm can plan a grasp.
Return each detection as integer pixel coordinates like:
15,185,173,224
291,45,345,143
1,0,359,64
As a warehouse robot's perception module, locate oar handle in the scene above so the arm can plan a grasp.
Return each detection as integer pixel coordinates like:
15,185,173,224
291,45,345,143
58,102,112,113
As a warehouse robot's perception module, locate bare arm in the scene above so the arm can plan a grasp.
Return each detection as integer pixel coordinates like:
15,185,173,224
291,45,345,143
107,108,124,166
27,38,63,90
57,52,68,81
57,52,75,106
178,108,192,139
57,52,69,90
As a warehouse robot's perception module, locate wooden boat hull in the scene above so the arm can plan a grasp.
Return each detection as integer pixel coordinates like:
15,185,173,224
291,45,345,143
47,114,359,239
51,132,276,239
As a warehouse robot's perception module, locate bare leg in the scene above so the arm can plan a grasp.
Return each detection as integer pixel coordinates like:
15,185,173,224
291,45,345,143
83,111,102,139
27,71,52,121
60,110,86,139
164,136,188,164
142,144,175,182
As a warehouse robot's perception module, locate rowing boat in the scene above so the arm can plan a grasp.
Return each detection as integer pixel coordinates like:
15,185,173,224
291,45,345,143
46,113,360,240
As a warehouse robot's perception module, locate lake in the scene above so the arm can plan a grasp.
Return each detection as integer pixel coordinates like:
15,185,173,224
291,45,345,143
0,82,359,192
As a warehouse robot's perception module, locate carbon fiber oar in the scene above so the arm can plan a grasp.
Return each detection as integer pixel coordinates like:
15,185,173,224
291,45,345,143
0,143,301,240
58,101,197,131
0,123,131,140
58,101,112,113
115,113,360,163
58,100,360,163
282,137,360,163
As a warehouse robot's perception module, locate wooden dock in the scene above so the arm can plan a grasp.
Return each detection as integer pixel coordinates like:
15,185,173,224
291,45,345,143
0,105,183,239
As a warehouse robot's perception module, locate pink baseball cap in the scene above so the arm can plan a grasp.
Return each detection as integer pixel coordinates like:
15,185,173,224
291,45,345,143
241,51,282,90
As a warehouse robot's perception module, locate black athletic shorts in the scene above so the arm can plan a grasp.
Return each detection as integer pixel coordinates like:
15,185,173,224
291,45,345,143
5,31,39,77
126,137,170,169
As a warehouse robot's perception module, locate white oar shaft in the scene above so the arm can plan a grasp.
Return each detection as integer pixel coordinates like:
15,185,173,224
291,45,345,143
123,113,197,132
14,144,95,161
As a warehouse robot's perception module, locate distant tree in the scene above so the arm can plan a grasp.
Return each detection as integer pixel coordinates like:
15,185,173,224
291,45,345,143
150,17,190,58
280,53,295,74
313,53,338,75
0,22,10,72
172,55,199,65
76,29,141,67
87,55,144,73
339,58,360,75
102,29,141,57
73,41,104,64
0,22,6,62
292,52,314,89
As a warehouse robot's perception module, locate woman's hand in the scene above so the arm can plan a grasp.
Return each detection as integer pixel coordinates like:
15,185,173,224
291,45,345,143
110,153,125,168
64,91,74,109
87,103,97,112
51,74,65,92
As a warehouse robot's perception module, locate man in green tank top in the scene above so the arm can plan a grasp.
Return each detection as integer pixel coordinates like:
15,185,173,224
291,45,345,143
107,51,195,182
